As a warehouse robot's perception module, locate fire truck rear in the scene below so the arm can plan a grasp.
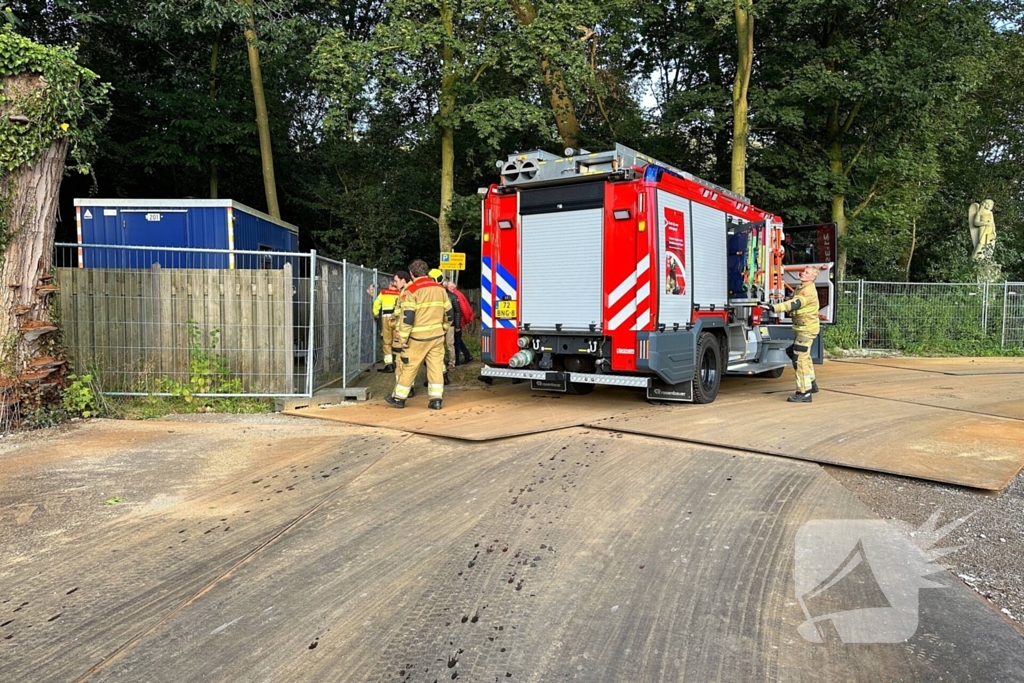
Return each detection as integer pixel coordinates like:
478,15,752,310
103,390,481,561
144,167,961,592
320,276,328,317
478,144,835,404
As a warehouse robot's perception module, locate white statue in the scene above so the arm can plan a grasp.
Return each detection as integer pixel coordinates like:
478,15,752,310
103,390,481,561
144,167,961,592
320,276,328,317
968,200,996,261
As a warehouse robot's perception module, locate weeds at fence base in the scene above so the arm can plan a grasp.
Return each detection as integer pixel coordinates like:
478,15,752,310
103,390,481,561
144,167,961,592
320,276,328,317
107,395,273,421
5,394,272,432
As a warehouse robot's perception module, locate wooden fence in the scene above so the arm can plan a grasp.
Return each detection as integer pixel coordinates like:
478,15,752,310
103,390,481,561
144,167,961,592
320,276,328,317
57,265,296,394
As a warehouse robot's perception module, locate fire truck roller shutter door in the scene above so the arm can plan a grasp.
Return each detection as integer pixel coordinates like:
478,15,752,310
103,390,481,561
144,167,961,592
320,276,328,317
691,202,729,309
655,190,693,327
520,208,604,331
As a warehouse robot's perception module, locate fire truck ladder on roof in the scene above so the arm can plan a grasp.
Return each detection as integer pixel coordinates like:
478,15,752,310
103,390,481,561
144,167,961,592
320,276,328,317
496,143,747,203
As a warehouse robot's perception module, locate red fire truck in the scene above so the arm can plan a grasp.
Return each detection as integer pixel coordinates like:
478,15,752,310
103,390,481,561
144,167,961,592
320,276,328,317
478,144,836,404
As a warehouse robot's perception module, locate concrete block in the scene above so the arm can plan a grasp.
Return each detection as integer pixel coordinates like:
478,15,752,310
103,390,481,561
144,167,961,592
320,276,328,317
274,387,370,412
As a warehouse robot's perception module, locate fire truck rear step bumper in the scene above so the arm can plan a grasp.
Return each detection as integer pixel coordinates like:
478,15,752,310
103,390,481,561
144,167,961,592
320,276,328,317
480,366,650,388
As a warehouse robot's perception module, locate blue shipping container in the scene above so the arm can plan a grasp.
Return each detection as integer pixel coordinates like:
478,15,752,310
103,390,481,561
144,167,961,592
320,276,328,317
73,199,299,269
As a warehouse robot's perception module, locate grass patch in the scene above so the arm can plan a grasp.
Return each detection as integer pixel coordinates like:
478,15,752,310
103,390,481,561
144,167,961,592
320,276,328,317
106,395,273,420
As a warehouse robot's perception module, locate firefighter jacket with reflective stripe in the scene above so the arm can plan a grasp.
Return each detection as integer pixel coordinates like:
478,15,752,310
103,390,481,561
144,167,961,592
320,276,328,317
772,280,820,335
396,277,452,345
373,288,400,317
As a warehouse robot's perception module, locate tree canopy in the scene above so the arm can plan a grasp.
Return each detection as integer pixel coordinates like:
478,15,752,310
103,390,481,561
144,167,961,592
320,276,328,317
4,0,1022,280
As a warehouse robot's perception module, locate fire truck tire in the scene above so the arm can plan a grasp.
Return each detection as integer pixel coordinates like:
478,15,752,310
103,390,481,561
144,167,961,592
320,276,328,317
478,375,494,385
566,381,595,395
693,332,722,404
759,367,785,379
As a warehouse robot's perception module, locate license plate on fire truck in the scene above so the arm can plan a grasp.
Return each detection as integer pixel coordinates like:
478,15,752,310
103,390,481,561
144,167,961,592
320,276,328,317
496,300,517,319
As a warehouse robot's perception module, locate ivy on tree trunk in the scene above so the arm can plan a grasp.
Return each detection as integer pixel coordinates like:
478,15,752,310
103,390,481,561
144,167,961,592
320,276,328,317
0,28,109,427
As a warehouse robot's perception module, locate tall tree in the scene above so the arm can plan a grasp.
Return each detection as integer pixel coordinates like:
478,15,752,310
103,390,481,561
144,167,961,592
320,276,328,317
239,0,280,218
316,0,549,253
752,0,995,279
0,27,108,424
509,0,580,149
730,0,753,195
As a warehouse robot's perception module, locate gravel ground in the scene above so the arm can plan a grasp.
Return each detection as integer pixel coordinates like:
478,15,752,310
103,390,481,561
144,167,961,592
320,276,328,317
826,465,1024,630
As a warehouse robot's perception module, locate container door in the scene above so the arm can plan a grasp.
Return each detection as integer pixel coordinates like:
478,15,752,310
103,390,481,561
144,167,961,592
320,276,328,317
781,223,837,324
122,210,188,268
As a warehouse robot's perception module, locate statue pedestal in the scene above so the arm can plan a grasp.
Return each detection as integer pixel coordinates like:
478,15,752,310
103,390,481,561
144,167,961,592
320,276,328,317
975,259,1002,284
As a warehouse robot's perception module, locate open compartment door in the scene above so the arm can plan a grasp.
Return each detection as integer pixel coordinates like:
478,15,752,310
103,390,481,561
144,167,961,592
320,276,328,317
726,219,770,303
780,223,837,324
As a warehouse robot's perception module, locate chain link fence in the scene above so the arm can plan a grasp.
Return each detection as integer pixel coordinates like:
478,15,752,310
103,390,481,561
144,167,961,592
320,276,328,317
830,280,1024,353
48,243,390,399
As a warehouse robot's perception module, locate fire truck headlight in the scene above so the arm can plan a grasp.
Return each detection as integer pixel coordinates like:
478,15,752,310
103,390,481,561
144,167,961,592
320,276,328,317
498,219,513,230
613,209,631,220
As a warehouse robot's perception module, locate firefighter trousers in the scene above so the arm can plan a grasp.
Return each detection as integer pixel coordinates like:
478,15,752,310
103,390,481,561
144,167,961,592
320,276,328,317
380,315,396,364
791,331,817,394
445,327,456,369
394,337,446,400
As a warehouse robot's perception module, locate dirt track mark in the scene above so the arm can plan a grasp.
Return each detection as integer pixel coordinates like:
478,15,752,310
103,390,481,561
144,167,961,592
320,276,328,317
71,433,413,683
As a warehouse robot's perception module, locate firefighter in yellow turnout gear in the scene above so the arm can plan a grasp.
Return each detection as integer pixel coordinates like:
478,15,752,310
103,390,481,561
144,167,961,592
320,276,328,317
385,260,452,410
372,282,401,372
388,270,410,384
765,265,821,403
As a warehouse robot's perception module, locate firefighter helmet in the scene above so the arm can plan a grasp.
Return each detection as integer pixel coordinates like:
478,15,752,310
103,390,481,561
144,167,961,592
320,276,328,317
428,268,444,283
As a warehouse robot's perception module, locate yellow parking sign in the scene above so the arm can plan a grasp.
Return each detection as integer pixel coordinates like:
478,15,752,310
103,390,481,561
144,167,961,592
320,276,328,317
440,252,466,270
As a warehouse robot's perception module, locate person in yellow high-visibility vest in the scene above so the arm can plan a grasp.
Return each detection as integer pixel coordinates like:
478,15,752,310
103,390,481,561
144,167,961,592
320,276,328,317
372,271,408,373
761,265,821,403
386,260,452,410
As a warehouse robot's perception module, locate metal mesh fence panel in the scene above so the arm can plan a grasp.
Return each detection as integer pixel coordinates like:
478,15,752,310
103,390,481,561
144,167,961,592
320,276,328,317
1003,283,1024,349
859,281,989,351
53,243,310,396
828,281,862,349
829,280,1023,353
309,257,393,392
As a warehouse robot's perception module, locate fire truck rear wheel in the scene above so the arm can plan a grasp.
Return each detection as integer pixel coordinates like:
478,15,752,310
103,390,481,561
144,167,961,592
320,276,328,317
565,381,594,395
759,367,785,379
693,331,722,404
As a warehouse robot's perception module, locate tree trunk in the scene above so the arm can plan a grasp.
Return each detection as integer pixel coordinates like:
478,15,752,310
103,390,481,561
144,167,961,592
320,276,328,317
510,0,580,150
438,42,456,254
731,0,753,196
828,136,849,280
240,0,280,219
904,215,917,282
209,30,221,199
544,62,580,150
1,75,70,425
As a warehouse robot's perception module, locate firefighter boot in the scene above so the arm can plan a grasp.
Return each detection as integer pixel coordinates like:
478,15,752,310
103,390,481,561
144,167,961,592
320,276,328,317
428,399,442,410
787,391,812,403
425,373,450,387
811,381,819,394
379,363,395,373
384,394,405,409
